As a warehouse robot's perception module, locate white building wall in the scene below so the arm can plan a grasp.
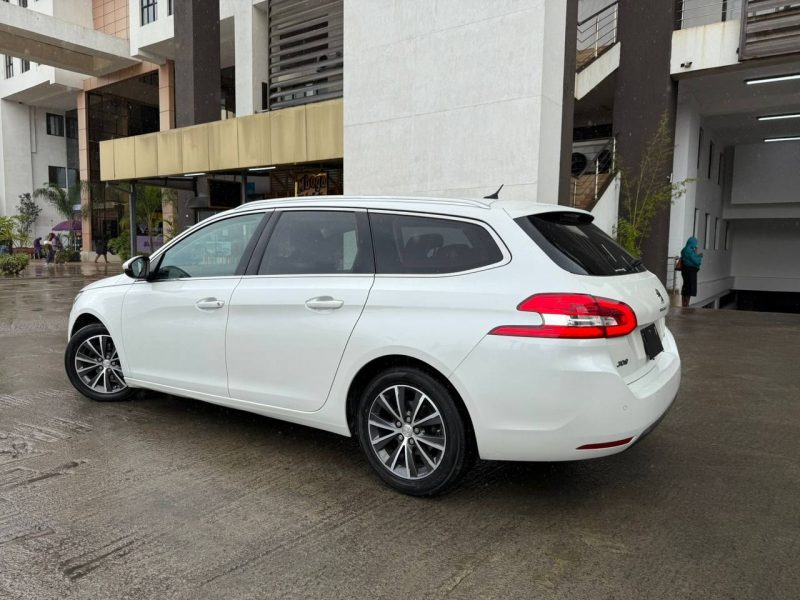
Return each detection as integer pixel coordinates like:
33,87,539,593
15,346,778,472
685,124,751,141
0,101,68,243
50,0,93,28
343,0,569,203
590,172,619,236
731,143,800,206
731,219,800,293
0,101,33,219
670,92,734,304
671,20,740,76
233,3,269,117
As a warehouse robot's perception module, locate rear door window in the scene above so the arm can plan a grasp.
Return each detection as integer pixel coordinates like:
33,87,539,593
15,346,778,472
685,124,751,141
258,210,372,275
516,211,644,276
370,212,504,274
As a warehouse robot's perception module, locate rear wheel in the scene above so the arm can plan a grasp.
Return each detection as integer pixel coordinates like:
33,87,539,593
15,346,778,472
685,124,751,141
356,367,471,496
65,323,133,402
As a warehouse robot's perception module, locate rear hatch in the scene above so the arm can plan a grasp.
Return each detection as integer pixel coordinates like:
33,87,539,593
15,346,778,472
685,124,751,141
515,210,670,382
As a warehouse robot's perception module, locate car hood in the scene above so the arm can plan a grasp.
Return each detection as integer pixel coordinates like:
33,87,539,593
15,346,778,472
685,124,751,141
80,274,131,293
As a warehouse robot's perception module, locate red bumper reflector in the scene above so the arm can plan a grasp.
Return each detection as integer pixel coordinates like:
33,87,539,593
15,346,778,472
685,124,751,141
577,437,634,450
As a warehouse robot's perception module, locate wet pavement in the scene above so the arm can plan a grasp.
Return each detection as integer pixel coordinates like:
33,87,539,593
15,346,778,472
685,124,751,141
0,261,798,599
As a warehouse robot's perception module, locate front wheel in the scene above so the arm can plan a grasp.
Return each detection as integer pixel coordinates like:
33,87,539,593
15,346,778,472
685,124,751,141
356,367,472,496
65,323,133,402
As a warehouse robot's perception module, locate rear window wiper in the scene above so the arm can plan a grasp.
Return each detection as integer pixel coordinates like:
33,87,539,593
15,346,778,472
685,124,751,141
622,258,643,273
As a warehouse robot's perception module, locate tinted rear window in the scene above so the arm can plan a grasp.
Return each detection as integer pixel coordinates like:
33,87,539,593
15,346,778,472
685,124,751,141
370,213,503,274
516,212,645,276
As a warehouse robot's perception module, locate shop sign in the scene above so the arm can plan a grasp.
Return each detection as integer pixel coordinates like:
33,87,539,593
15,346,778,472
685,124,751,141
296,172,328,196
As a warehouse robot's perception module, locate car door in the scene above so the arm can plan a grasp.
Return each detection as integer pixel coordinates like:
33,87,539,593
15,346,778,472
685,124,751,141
225,209,374,412
121,211,267,397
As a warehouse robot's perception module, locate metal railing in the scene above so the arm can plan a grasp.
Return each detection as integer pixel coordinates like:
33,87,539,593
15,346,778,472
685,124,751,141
576,1,618,70
677,0,743,29
571,137,616,211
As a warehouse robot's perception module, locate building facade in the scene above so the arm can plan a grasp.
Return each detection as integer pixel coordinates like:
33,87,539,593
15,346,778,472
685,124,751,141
1,0,799,311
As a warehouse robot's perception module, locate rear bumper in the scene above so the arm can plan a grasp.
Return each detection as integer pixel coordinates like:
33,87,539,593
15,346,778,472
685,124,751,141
449,329,681,461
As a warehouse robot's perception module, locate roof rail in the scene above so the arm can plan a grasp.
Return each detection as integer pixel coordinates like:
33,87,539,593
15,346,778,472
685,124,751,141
234,195,493,210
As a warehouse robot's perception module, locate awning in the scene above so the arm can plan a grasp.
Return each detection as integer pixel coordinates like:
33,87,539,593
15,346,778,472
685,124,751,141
99,99,344,181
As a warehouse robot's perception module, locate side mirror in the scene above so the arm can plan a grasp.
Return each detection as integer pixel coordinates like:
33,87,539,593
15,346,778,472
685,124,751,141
123,255,150,280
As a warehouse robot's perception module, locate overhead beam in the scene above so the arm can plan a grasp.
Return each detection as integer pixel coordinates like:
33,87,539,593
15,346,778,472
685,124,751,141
0,2,138,77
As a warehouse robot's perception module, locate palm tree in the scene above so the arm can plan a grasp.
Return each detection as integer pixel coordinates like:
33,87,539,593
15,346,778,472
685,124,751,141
33,181,82,250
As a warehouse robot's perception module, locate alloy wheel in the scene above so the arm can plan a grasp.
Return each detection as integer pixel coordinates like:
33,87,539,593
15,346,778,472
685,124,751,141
73,334,127,395
367,384,446,480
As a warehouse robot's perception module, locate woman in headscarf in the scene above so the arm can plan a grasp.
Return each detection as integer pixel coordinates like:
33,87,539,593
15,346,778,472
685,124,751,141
680,236,703,307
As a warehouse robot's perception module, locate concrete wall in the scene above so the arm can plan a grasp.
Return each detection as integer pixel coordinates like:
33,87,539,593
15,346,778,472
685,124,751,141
671,20,740,76
732,142,800,205
732,219,800,292
590,172,619,236
343,0,569,203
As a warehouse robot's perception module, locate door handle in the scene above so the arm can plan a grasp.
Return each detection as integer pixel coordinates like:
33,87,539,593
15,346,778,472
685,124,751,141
196,298,225,310
305,296,344,310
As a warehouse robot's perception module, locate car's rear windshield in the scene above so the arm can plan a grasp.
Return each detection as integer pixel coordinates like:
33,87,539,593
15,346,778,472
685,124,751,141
515,211,645,276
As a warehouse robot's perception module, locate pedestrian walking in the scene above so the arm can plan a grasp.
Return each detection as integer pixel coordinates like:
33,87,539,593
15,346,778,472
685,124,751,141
33,237,42,259
94,237,108,263
679,236,703,307
44,233,56,265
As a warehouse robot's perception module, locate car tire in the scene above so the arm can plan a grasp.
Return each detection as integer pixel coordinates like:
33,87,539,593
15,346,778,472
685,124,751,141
65,323,134,402
356,366,471,496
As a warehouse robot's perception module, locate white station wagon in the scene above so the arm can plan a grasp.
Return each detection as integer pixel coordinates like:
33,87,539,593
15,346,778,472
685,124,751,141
66,196,681,495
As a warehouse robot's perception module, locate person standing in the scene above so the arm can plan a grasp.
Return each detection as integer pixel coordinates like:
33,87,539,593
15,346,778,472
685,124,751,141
680,236,703,307
33,237,42,259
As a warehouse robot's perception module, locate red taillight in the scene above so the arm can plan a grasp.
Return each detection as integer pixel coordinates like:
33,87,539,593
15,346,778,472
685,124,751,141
489,293,637,339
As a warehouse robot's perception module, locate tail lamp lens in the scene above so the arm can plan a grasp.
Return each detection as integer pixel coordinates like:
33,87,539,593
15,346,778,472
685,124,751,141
490,293,637,339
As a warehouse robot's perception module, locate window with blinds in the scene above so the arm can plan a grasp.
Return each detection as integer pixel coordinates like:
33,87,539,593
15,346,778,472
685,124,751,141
266,0,343,111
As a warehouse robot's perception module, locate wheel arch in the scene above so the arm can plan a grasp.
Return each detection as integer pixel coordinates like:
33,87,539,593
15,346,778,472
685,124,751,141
344,354,477,451
70,312,107,338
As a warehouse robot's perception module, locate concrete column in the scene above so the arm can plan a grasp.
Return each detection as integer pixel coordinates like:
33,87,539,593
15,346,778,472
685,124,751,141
159,60,175,131
669,93,700,258
234,4,269,116
558,0,579,206
76,91,93,253
612,0,678,283
174,0,220,127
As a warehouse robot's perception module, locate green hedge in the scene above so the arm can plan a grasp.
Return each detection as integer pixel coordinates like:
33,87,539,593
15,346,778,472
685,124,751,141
0,254,30,276
55,250,81,264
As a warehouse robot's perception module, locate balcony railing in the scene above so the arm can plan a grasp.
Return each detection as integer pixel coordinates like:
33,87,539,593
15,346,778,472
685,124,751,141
570,137,616,211
677,0,743,29
576,1,618,71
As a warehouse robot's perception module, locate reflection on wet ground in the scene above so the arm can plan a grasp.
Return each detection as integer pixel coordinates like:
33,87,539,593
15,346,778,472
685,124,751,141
0,262,798,599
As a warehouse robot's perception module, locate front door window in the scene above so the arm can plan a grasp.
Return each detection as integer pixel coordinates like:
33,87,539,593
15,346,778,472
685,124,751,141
152,213,264,280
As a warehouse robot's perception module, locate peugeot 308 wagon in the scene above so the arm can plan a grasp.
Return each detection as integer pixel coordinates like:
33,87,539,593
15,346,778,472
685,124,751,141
65,196,681,496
